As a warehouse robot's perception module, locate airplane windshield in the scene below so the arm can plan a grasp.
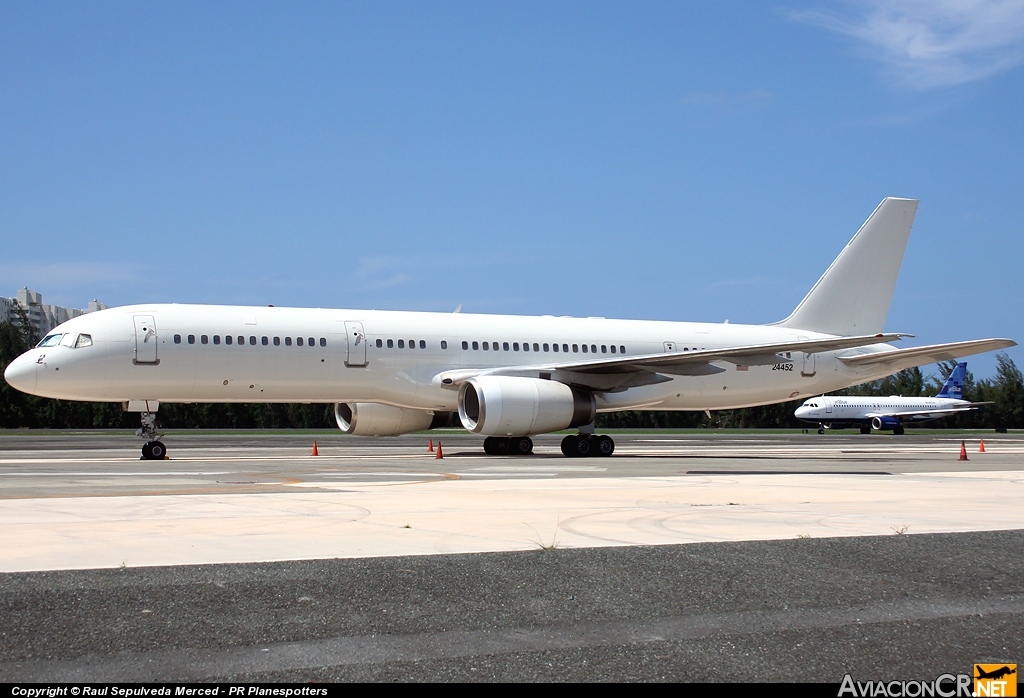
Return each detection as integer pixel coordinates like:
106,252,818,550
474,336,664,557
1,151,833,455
75,334,93,348
37,334,62,347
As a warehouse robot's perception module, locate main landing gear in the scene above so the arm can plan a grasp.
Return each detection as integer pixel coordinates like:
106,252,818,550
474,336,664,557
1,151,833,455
137,410,167,460
483,436,534,455
561,434,615,458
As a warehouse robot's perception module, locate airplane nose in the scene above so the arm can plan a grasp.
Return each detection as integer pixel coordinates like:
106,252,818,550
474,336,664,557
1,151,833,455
3,355,37,394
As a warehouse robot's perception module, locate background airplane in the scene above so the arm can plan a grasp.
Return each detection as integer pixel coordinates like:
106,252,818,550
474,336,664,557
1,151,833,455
4,199,1015,459
794,362,989,434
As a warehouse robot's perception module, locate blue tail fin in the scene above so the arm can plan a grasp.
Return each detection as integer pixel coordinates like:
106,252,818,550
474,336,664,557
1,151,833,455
936,362,967,399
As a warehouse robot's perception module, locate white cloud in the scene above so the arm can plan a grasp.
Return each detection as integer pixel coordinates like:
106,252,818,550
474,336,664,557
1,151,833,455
792,0,1024,88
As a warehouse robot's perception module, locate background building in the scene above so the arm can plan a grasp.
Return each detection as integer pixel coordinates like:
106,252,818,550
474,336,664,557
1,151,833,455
1,288,108,340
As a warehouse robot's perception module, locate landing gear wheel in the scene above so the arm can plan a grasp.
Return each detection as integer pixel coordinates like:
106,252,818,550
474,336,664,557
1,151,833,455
893,427,905,435
560,434,591,457
484,437,511,455
860,425,871,434
148,441,167,459
511,437,533,455
594,435,615,457
817,428,825,435
560,435,576,457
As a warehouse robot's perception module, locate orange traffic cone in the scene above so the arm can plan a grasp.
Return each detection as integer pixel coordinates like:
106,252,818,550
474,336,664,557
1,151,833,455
312,441,319,456
958,440,968,461
428,439,434,452
435,441,443,459
979,439,986,453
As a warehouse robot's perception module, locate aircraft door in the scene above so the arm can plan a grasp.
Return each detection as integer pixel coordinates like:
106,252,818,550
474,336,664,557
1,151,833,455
133,315,159,365
344,321,367,367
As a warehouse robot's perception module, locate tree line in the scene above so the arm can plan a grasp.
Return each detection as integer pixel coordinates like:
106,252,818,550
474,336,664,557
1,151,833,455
2,309,1021,431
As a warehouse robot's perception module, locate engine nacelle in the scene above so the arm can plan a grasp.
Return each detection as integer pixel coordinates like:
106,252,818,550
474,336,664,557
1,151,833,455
335,402,451,436
458,376,595,436
871,416,902,431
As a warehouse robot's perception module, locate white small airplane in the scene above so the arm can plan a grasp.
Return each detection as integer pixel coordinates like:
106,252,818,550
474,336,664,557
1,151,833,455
4,198,1015,459
795,361,988,434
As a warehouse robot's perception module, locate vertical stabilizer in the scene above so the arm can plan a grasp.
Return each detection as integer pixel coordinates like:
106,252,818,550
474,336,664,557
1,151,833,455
775,197,918,336
936,362,967,399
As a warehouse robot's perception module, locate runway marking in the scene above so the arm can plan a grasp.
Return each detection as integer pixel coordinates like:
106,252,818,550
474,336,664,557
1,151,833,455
5,596,1021,682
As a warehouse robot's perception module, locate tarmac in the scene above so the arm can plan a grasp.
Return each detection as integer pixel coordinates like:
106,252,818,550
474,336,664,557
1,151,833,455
0,430,1021,681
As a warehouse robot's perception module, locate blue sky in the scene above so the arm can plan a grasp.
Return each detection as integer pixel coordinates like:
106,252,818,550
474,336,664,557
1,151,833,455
2,1,1022,379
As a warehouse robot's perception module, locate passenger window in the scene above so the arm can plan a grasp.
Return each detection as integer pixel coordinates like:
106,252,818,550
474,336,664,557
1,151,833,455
462,341,468,350
238,336,244,345
553,343,559,352
409,339,415,349
320,338,326,347
174,334,181,344
226,335,233,345
503,342,510,351
188,335,196,344
542,343,548,352
472,341,479,350
285,337,292,346
308,337,314,347
201,335,209,344
249,336,257,345
601,345,607,353
75,334,93,348
386,339,393,348
297,337,304,346
591,345,597,353
533,343,539,352
563,344,569,352
582,344,588,353
620,345,626,354
440,341,447,349
376,339,383,348
398,340,405,348
572,344,578,352
610,345,616,354
274,337,281,346
482,342,489,350
213,335,221,345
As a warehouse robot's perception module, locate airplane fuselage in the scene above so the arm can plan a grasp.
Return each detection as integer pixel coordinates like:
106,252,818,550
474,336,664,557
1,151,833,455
6,303,898,413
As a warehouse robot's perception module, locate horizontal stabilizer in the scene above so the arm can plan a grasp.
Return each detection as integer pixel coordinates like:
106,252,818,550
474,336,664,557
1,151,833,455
838,339,1016,373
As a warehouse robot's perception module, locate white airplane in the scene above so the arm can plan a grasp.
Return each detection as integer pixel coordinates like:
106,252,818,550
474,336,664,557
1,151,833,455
4,198,1015,460
795,361,988,434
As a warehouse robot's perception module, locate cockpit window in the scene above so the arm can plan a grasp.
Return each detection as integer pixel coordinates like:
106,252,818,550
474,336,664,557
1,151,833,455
37,334,62,347
75,334,93,348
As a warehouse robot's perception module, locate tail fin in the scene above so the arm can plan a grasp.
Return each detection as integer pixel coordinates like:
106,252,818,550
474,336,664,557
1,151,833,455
936,362,967,399
774,198,918,336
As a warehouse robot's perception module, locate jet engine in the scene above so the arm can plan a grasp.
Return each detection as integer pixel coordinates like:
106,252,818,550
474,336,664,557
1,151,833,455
458,376,595,436
871,416,902,431
335,403,451,436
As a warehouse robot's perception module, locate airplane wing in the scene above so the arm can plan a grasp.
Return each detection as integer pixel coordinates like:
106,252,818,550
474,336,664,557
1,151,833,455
435,333,908,388
838,339,1016,373
865,405,986,419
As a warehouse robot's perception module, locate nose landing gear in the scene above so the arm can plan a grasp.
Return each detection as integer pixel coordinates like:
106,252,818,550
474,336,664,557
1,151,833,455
135,409,167,460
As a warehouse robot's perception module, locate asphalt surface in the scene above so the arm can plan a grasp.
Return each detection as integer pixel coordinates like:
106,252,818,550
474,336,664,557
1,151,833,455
0,431,1020,682
0,531,1021,682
